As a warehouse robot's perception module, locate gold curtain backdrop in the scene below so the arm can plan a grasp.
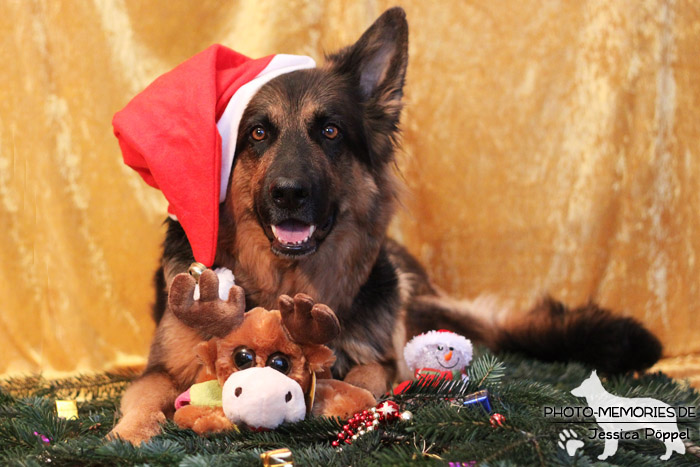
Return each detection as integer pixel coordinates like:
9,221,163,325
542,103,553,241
1,1,698,384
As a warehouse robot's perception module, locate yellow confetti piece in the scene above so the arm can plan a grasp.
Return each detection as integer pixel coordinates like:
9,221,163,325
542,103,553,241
260,448,294,466
55,400,78,420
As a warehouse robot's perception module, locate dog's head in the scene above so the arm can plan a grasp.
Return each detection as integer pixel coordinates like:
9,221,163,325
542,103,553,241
219,8,408,261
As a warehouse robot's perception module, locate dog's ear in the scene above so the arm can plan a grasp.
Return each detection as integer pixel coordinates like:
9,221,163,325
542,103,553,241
326,7,408,123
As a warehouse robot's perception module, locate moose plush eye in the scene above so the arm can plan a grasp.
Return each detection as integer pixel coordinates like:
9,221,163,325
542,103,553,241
321,125,339,139
251,126,267,141
266,353,291,374
233,347,256,370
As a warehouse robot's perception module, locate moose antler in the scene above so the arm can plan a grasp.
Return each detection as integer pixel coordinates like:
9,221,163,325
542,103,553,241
169,270,246,338
278,293,340,345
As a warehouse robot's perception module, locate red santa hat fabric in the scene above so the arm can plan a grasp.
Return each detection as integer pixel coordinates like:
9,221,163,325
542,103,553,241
113,44,315,266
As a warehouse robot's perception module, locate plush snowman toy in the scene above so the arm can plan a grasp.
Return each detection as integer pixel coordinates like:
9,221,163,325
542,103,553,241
394,330,473,394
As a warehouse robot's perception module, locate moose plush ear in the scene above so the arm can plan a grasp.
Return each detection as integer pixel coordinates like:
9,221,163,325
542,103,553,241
195,340,218,378
304,345,336,373
326,7,408,119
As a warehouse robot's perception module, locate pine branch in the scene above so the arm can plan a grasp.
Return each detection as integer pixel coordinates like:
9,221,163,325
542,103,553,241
0,376,45,398
38,372,137,401
0,371,137,401
468,352,506,390
1,356,698,465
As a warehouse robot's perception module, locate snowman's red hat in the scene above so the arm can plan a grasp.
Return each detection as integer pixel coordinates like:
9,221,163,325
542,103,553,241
113,45,315,266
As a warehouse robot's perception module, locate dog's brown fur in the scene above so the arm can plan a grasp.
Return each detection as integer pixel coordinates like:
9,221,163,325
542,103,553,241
111,8,662,444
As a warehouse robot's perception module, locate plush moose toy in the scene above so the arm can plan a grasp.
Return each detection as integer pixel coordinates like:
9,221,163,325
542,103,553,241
168,270,376,433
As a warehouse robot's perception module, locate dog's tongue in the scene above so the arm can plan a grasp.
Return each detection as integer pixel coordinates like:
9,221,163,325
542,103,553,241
272,221,315,244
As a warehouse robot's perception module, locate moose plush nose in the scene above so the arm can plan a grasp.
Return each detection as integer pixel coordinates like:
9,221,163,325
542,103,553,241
444,351,453,362
270,177,310,210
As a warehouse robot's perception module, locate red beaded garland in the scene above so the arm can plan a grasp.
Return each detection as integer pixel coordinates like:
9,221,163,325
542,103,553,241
331,401,411,449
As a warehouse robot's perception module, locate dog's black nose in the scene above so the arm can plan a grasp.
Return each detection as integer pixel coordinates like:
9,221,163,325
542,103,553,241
270,177,310,210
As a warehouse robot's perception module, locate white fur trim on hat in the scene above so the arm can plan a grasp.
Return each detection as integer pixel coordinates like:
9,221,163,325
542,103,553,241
216,54,316,202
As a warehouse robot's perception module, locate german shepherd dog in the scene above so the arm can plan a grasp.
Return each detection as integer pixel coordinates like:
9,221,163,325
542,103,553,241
111,7,661,443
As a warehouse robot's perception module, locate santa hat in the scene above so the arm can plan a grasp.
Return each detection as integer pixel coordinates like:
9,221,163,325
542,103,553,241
113,44,316,266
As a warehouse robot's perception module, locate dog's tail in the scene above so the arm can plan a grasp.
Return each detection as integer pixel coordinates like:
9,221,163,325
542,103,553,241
406,293,662,374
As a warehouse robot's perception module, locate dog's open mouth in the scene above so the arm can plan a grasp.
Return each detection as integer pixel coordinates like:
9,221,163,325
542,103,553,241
271,221,316,246
265,212,335,258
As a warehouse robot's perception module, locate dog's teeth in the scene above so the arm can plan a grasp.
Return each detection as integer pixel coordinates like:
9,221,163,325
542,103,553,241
271,223,315,246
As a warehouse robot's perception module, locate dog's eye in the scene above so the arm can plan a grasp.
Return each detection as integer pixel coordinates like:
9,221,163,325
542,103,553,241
266,352,291,375
233,346,256,370
251,126,267,141
321,125,339,140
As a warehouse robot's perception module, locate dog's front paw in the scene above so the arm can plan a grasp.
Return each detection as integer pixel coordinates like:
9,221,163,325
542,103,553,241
343,362,391,398
107,410,166,445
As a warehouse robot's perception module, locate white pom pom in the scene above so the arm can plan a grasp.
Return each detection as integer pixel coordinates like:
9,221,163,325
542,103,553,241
193,267,236,300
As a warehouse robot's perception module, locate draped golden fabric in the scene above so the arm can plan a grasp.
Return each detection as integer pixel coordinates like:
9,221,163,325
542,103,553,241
2,1,698,385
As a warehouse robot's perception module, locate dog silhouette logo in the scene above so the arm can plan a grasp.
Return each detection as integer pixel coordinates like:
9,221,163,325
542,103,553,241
570,370,686,460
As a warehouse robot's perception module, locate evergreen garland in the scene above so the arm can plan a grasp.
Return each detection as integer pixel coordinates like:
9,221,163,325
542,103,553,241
1,351,698,466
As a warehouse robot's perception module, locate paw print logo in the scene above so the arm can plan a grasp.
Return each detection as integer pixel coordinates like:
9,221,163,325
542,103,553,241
558,429,584,456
